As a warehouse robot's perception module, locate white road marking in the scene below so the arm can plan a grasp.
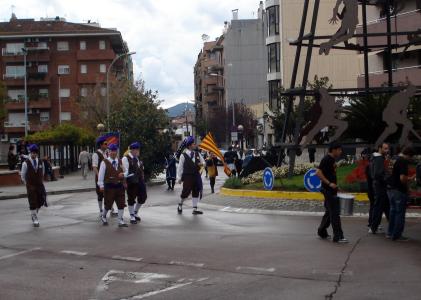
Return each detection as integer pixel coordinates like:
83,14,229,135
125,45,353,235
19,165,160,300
169,261,205,268
127,282,193,299
0,247,41,261
236,266,276,273
60,250,88,256
100,270,171,291
112,255,143,262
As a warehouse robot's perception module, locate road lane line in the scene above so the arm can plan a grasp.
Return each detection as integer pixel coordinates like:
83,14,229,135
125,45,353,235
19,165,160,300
0,247,41,261
112,255,143,262
128,282,193,299
169,261,205,268
236,266,276,273
60,250,88,256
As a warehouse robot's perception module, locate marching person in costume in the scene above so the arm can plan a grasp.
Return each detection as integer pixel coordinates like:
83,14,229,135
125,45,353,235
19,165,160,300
165,153,177,191
177,136,205,215
21,144,47,227
97,144,128,227
92,136,108,217
122,142,147,224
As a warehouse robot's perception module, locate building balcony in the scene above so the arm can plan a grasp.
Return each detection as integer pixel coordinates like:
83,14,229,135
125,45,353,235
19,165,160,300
202,59,223,70
77,49,115,61
1,48,51,62
3,121,50,134
4,98,52,111
3,73,51,86
357,65,421,87
356,9,421,46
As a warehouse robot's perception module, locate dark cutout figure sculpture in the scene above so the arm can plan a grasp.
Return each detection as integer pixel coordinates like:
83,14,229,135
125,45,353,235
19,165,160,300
319,0,358,55
375,84,421,147
300,88,348,147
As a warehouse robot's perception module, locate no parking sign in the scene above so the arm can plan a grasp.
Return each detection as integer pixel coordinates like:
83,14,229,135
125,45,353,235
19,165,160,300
304,168,321,192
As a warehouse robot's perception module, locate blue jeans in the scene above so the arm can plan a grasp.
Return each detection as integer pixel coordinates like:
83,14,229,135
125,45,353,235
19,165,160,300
387,189,408,240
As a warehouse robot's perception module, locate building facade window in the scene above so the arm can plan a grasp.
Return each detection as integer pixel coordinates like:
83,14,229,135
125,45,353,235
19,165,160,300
39,88,49,98
5,43,25,55
7,89,25,100
80,64,87,74
80,87,88,97
40,111,50,122
268,80,281,110
60,112,71,121
267,6,280,37
59,88,70,98
268,43,280,73
80,41,86,50
99,40,106,50
5,65,25,78
58,65,70,75
57,41,69,51
38,64,48,73
100,64,106,73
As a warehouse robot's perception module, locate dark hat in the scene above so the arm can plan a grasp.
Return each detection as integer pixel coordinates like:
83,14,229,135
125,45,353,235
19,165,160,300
28,144,39,153
129,142,141,150
185,136,195,147
96,136,107,145
108,144,119,151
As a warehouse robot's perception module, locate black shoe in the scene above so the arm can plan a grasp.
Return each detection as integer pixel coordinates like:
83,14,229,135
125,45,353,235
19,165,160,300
111,211,118,217
130,219,137,225
134,215,141,221
192,210,203,215
177,205,183,214
318,234,331,240
333,238,349,244
118,223,128,228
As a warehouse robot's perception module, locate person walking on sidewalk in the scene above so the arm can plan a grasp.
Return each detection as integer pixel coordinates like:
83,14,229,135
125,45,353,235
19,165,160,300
369,143,390,234
177,136,205,215
21,144,47,227
386,147,416,241
98,144,128,227
206,152,219,193
79,147,90,180
122,142,147,224
316,143,348,243
165,153,177,191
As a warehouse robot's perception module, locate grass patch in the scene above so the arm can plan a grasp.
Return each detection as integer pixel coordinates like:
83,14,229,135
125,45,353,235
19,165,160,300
243,164,361,192
223,177,244,189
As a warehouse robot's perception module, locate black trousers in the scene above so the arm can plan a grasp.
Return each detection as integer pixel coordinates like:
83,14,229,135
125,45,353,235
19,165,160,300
318,189,344,241
371,182,390,231
367,181,375,227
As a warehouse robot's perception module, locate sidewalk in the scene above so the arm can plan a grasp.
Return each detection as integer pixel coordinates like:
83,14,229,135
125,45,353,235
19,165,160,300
0,170,166,200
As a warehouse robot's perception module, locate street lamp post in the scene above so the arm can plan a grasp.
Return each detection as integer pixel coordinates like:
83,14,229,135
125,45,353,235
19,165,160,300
237,124,244,154
22,48,28,136
106,51,136,131
57,74,62,124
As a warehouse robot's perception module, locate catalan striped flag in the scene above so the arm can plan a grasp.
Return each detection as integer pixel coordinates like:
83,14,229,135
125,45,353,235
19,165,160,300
199,133,232,176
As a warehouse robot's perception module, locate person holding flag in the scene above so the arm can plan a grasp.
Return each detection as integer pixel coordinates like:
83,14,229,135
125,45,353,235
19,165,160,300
199,132,231,177
177,136,206,215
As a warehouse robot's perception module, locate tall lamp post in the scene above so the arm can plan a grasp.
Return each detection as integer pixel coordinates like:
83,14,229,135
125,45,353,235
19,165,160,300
57,74,62,124
237,124,244,154
22,48,28,137
106,51,136,131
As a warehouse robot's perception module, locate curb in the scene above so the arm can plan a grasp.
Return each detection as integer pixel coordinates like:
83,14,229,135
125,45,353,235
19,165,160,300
0,180,166,201
220,187,369,202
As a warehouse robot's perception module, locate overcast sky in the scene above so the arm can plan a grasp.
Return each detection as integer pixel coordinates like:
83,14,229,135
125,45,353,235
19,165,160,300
0,0,262,108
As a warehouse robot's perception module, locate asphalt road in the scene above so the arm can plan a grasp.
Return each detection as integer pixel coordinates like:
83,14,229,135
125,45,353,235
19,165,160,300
1,179,421,300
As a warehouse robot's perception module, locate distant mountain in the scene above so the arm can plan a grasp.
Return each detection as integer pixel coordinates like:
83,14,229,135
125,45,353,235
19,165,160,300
166,103,195,118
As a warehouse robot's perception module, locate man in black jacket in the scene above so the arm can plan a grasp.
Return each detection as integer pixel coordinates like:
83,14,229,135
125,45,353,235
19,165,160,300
369,143,390,234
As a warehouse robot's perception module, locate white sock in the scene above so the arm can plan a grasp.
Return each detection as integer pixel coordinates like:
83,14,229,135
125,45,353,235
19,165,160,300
98,201,103,212
192,197,199,209
102,209,109,218
118,209,124,222
134,203,142,214
128,205,135,216
30,209,37,216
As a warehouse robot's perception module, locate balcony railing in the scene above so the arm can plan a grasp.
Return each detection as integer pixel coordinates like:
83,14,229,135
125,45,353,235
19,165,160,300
1,49,25,56
3,74,25,80
4,121,26,128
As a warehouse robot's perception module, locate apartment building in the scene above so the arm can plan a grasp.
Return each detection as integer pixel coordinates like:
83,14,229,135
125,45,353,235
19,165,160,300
356,0,421,87
0,14,132,142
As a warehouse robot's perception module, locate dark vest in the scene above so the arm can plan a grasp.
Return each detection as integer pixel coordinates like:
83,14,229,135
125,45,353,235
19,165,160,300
96,150,105,167
25,159,43,186
125,155,144,183
182,152,201,177
104,159,124,185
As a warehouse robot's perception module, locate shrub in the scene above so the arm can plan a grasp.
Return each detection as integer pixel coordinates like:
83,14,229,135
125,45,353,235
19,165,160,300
223,177,244,189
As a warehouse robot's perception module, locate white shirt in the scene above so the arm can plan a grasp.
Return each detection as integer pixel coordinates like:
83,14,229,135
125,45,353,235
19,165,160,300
122,152,141,178
176,149,205,180
97,157,121,189
78,151,90,164
92,149,107,168
21,157,44,184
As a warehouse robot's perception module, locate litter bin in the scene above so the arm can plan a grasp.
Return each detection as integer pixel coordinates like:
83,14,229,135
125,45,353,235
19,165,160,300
338,193,354,216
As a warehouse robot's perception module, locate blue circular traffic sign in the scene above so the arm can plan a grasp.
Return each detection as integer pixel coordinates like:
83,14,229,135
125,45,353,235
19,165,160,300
263,168,274,191
304,168,321,192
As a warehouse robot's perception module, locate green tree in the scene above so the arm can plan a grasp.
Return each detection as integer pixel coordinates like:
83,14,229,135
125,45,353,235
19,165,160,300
109,80,171,179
